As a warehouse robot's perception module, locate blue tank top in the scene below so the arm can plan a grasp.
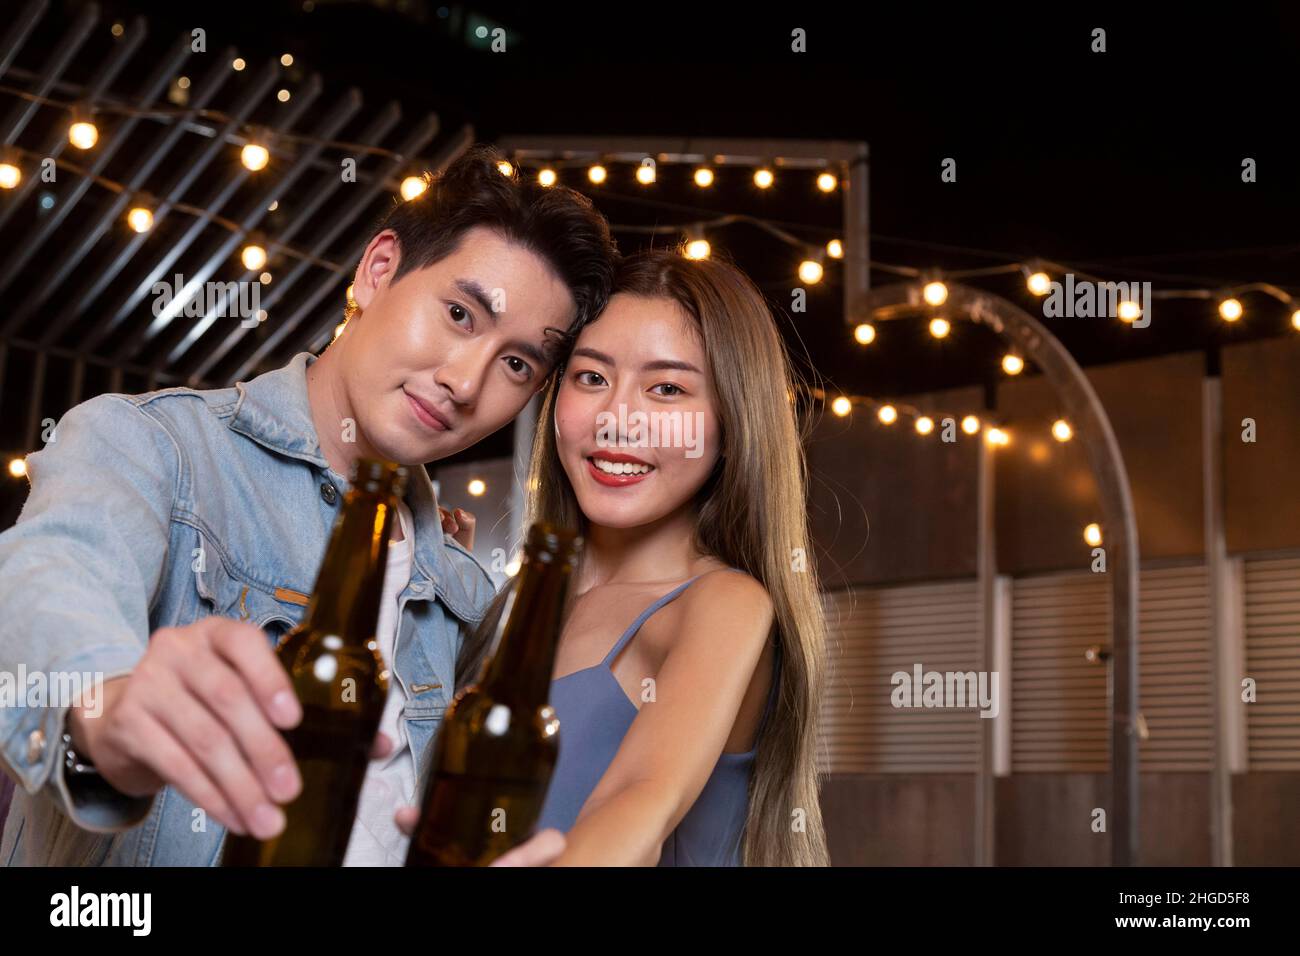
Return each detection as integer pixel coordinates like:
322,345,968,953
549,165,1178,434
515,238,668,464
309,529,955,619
536,570,781,866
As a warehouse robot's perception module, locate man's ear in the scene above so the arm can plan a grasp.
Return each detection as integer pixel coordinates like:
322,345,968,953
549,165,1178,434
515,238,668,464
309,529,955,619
353,230,401,312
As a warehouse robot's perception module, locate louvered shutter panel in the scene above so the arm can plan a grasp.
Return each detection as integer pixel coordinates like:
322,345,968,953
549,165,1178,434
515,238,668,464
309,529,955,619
1242,556,1300,771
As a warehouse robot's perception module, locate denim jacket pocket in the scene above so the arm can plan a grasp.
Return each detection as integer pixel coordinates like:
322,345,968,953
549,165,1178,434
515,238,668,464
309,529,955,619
193,553,304,643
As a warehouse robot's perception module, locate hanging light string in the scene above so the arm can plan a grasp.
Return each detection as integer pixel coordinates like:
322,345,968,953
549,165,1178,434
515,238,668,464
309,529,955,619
0,82,411,161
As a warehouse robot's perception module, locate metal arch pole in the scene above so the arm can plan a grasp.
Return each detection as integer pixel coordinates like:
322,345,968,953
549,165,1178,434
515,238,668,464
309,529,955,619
862,281,1141,866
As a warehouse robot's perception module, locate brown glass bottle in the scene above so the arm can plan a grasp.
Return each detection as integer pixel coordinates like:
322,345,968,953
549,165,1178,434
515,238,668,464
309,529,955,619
405,522,582,866
222,458,408,866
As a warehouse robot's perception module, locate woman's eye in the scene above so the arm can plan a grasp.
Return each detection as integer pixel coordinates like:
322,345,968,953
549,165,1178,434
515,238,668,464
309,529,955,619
576,370,606,387
651,383,684,397
448,303,472,327
504,356,533,380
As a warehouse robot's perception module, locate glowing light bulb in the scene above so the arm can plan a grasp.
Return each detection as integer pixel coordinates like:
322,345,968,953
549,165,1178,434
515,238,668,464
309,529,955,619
1117,300,1142,323
1292,309,1300,331
8,458,26,478
1002,354,1025,375
684,238,710,260
831,396,852,417
961,415,980,435
276,89,291,102
68,120,98,150
280,53,294,66
232,57,246,71
923,280,948,306
497,160,514,177
986,427,1010,447
816,171,837,192
0,163,20,189
467,478,486,497
241,143,269,171
1218,297,1242,322
693,167,714,188
929,317,951,339
400,175,428,200
826,239,843,259
635,162,656,184
126,206,153,233
1052,419,1073,442
241,244,268,271
798,259,824,284
915,416,934,435
1027,271,1051,296
1084,522,1103,547
878,404,898,425
587,164,607,184
538,167,557,187
853,323,876,345
753,167,774,189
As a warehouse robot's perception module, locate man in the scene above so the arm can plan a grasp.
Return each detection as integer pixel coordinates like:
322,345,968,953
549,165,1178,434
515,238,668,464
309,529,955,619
0,145,617,866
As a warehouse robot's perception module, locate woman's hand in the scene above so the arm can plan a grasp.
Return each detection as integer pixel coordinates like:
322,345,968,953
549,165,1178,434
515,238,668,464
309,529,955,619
438,506,476,551
393,805,566,866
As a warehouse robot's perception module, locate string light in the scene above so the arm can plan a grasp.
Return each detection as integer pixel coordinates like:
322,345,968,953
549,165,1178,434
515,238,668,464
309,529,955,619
753,167,774,189
1218,297,1243,322
0,162,19,189
684,237,711,260
276,89,291,103
467,478,487,497
1083,522,1103,547
1052,419,1073,442
1292,310,1300,331
68,117,98,150
693,167,714,188
240,142,270,171
1117,300,1142,323
587,164,607,184
915,416,934,435
8,458,26,478
538,167,557,187
816,171,837,192
961,415,980,435
878,404,898,425
1026,269,1051,296
126,205,153,233
853,322,876,345
280,53,294,67
826,239,843,259
497,159,514,177
986,427,1010,447
831,396,852,417
1001,353,1025,375
400,175,427,200
798,258,824,284
232,57,246,71
635,161,655,185
929,317,951,339
240,243,268,271
922,280,949,306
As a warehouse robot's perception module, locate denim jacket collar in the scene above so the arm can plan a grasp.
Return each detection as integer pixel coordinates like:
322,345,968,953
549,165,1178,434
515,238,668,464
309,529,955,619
228,351,485,624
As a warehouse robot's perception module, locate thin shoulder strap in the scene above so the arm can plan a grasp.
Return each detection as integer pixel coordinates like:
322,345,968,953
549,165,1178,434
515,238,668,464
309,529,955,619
601,574,706,667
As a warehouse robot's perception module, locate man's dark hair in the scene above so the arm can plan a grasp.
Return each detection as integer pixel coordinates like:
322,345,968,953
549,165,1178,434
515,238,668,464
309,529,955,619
375,144,618,348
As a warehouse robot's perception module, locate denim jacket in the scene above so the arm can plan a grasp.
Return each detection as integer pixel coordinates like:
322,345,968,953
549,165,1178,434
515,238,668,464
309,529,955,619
0,351,497,865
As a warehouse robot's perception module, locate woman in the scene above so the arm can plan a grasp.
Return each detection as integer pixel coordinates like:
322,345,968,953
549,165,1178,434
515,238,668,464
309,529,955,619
473,249,832,866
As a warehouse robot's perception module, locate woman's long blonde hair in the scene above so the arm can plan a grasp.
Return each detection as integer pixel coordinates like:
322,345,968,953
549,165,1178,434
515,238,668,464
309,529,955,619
459,249,830,866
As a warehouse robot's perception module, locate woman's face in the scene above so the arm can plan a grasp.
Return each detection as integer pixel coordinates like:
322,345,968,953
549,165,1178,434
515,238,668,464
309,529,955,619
554,292,723,531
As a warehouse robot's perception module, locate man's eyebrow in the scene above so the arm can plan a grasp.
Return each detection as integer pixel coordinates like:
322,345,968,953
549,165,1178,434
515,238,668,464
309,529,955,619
453,278,499,320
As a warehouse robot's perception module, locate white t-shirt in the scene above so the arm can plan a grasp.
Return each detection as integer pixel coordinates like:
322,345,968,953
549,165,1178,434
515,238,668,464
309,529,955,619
342,498,416,866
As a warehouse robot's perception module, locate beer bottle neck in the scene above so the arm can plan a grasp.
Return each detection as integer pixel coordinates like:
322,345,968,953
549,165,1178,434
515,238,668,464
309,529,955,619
304,489,399,640
480,552,574,702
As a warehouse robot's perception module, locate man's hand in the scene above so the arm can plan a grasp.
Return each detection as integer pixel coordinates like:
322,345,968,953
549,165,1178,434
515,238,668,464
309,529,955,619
393,805,566,866
67,617,305,840
438,506,476,551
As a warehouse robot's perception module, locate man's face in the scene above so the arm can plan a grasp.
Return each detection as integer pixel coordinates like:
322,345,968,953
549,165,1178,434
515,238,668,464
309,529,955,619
338,225,576,465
